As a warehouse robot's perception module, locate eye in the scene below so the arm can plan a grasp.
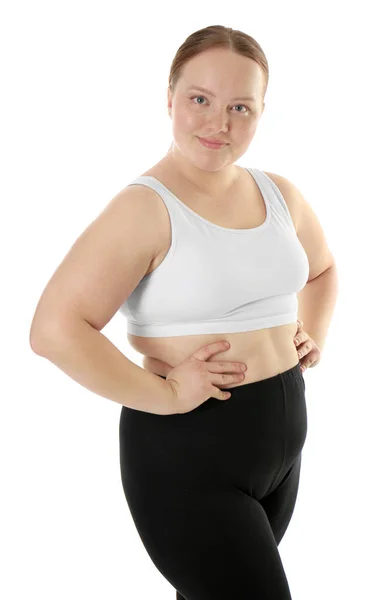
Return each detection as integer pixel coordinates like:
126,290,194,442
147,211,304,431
190,95,249,113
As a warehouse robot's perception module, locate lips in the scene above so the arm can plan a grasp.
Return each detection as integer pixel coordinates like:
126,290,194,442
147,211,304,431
200,137,226,144
198,137,227,149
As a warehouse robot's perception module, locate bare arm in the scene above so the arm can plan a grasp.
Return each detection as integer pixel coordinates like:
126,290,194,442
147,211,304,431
31,320,175,415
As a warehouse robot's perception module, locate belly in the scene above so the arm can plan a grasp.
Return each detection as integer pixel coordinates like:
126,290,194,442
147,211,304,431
128,322,300,388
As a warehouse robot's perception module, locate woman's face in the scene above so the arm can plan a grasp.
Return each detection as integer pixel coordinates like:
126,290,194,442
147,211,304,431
167,47,266,173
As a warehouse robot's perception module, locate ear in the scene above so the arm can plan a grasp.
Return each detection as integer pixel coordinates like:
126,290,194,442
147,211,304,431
167,88,172,118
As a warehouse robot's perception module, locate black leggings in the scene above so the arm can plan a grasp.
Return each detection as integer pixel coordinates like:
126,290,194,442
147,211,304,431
119,361,307,600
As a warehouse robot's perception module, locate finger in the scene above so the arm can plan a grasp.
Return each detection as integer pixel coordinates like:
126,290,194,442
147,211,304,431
300,355,312,371
206,361,245,373
296,343,306,357
294,330,304,346
194,341,229,362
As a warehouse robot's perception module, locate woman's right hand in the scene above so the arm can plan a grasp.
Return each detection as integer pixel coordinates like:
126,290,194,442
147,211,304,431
166,341,247,414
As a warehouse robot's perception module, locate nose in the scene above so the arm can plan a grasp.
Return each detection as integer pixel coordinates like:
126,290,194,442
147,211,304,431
205,109,230,133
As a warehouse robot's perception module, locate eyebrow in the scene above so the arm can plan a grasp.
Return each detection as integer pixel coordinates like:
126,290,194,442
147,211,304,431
186,85,256,102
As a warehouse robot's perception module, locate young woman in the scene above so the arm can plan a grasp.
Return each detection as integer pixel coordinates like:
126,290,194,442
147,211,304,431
31,24,336,600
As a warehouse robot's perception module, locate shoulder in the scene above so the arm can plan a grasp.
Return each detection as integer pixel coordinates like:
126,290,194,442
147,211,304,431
262,171,300,232
263,171,336,278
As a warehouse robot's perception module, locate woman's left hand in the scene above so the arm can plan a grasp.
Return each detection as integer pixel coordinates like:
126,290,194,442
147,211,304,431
294,319,322,373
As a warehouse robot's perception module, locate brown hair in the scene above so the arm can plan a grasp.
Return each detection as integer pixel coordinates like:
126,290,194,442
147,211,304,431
168,25,269,100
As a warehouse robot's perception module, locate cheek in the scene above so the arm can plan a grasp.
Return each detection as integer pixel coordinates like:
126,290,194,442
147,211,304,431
235,123,256,146
173,110,202,133
247,120,259,136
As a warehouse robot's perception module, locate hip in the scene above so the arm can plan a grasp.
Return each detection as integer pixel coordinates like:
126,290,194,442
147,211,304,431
119,362,307,485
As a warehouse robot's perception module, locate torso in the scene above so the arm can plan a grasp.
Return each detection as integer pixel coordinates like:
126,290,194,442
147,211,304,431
127,159,301,387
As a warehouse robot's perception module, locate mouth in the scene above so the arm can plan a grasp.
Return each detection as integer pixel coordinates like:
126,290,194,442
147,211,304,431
198,137,228,149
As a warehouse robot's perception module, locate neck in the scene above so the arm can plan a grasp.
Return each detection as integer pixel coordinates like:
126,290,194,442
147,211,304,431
165,144,238,196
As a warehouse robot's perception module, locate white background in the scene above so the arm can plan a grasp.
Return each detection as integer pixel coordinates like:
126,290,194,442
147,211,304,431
1,0,372,598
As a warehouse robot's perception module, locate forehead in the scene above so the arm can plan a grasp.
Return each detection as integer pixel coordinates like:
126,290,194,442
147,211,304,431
179,48,263,93
182,47,259,75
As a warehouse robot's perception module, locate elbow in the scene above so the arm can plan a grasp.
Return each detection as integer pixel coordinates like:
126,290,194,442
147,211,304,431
29,318,71,356
29,326,55,356
30,315,91,355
